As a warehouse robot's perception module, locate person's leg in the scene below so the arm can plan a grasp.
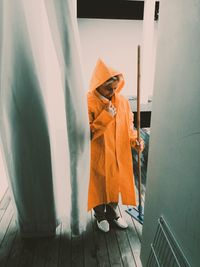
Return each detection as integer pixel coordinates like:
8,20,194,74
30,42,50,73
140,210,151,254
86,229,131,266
105,202,120,220
93,204,106,222
106,202,128,229
94,204,110,232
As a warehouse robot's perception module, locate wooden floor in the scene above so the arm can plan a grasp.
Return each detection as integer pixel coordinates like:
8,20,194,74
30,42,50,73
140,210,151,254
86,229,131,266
0,189,143,267
0,129,149,267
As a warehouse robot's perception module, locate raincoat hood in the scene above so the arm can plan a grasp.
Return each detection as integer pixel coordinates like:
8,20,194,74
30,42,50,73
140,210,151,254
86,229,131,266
89,58,125,94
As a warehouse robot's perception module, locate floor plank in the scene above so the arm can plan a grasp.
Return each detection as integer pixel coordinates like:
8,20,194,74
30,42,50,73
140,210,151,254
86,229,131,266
6,230,24,267
0,210,5,222
105,223,123,267
116,207,137,267
71,233,84,267
0,202,13,245
92,212,111,267
32,237,52,267
17,238,37,267
0,189,10,211
43,224,61,267
131,217,143,243
0,190,11,224
121,206,143,267
58,220,71,267
0,215,17,267
83,211,97,267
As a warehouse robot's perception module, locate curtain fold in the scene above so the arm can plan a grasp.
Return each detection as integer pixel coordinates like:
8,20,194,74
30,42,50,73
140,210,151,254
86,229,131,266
0,0,57,237
44,0,90,235
0,0,90,236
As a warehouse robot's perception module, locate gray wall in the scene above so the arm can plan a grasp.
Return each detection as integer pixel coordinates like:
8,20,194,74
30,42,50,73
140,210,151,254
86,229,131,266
141,1,200,266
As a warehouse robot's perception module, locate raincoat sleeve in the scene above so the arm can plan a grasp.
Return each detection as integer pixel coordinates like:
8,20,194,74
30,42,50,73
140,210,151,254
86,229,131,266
128,102,138,149
88,103,114,141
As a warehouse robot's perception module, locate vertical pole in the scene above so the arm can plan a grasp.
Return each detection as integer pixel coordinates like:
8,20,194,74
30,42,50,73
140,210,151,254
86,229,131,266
137,45,142,219
126,45,143,224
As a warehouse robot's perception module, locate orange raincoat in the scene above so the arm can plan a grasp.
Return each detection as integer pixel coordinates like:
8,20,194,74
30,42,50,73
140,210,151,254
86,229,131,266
87,59,138,210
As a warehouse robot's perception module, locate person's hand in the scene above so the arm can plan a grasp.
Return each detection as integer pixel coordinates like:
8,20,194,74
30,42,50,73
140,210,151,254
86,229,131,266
105,101,117,117
132,138,145,152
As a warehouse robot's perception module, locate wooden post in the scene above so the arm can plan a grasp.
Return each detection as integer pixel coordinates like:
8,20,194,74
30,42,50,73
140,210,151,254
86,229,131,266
126,45,144,224
137,45,142,219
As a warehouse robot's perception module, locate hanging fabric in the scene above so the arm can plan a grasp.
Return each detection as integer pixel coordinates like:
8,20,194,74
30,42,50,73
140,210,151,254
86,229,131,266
0,0,90,236
0,0,57,237
44,0,90,235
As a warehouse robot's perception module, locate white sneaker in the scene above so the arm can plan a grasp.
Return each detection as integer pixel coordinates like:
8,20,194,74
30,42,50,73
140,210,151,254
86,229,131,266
113,217,128,229
97,220,110,232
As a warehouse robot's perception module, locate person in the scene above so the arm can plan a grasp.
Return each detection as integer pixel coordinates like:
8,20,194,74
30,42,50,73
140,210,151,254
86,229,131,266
87,59,144,232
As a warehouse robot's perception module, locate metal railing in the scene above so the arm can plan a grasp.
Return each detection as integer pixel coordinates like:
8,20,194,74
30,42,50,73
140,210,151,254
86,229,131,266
147,216,191,267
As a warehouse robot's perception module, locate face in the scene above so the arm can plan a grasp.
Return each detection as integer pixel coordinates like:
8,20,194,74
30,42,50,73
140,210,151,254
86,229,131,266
96,80,119,100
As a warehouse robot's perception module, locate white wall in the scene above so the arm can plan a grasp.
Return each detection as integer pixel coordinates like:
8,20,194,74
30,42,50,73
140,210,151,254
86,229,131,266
141,1,200,266
78,18,158,102
78,18,143,97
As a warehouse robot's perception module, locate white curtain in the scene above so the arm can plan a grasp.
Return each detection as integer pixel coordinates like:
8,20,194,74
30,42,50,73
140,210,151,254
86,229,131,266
0,0,90,236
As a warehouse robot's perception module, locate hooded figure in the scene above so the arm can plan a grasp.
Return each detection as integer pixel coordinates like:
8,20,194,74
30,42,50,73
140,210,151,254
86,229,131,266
87,59,143,232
